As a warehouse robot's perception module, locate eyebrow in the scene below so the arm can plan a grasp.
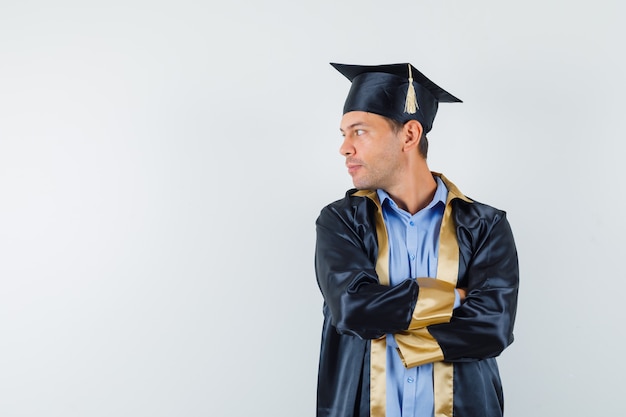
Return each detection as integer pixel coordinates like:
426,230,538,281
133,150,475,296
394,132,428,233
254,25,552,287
339,122,367,133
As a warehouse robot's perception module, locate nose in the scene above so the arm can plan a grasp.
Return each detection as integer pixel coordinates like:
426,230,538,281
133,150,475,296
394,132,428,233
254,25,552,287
339,136,354,157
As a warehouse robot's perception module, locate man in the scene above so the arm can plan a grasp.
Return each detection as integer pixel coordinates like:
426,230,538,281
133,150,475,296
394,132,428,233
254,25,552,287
314,63,519,417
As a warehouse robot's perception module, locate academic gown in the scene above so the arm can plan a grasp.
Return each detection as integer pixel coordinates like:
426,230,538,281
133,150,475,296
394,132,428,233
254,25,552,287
314,174,519,417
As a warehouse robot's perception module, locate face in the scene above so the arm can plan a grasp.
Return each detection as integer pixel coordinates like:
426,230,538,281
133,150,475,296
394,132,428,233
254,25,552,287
339,111,404,190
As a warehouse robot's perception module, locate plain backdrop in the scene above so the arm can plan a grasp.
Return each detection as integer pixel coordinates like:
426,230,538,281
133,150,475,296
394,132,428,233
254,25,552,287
1,1,624,416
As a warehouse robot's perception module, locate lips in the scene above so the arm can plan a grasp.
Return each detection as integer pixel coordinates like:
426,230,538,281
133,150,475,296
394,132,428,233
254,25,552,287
345,160,362,175
346,164,361,175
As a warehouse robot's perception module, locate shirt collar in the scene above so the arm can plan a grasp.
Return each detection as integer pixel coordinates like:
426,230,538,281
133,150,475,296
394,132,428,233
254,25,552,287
376,175,448,214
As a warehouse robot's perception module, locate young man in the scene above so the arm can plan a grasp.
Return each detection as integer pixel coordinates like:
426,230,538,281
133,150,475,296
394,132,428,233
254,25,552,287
315,63,519,417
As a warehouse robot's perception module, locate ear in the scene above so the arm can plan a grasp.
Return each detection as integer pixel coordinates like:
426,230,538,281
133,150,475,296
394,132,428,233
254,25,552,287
401,120,424,152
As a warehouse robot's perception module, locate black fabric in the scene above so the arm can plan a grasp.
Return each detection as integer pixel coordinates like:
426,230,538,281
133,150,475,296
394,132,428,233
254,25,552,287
314,184,519,417
331,63,462,133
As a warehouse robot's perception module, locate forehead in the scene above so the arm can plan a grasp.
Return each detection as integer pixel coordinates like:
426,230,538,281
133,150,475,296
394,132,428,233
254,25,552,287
340,111,389,131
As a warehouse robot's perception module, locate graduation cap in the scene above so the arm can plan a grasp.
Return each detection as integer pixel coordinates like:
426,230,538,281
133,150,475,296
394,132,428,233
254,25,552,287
331,63,462,133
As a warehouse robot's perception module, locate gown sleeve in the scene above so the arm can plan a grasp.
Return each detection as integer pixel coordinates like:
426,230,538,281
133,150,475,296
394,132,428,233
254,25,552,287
432,210,519,360
315,201,419,340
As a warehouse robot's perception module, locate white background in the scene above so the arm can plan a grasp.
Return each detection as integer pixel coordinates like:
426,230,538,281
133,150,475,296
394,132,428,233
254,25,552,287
1,1,624,416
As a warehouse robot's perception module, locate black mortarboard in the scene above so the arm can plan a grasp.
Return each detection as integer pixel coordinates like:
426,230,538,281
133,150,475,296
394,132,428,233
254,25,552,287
331,63,462,133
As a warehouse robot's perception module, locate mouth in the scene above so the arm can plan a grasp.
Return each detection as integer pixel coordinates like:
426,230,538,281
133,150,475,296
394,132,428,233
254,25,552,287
346,164,361,175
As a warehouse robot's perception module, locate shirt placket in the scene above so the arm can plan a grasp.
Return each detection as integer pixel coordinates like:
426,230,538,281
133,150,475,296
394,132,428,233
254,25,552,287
402,214,420,416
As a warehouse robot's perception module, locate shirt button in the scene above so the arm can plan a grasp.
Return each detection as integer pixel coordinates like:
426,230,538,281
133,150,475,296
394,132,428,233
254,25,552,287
409,221,415,226
410,254,416,260
407,377,414,383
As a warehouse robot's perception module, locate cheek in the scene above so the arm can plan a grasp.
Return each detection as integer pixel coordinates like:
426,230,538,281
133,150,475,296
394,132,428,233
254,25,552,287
378,145,400,163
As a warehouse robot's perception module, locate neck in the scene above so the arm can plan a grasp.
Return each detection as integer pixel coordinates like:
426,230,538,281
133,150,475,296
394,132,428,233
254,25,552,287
384,163,437,215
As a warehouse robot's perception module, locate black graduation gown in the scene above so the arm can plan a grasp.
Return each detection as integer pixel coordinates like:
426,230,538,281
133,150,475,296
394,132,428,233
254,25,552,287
314,174,519,417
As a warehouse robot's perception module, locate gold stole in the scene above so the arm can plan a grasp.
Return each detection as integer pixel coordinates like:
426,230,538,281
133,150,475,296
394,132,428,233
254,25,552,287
354,174,472,417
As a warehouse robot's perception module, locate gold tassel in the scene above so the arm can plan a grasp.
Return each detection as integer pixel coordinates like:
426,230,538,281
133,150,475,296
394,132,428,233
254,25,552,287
404,64,419,114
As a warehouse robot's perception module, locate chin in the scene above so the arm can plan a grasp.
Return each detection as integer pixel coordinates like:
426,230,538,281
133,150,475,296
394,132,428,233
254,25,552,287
351,175,377,190
353,181,373,190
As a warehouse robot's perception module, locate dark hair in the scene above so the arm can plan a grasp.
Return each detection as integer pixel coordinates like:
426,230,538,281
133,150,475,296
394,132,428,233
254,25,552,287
384,117,429,159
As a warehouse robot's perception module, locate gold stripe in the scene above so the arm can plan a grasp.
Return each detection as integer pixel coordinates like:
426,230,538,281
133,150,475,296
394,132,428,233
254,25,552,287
432,173,470,417
435,177,461,285
370,337,387,417
434,362,454,417
354,190,388,417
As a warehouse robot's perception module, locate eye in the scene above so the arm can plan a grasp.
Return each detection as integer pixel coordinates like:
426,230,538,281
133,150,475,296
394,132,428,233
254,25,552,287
355,129,365,136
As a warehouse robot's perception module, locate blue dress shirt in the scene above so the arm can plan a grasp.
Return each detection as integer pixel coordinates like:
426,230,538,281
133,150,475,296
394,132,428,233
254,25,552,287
376,176,452,417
